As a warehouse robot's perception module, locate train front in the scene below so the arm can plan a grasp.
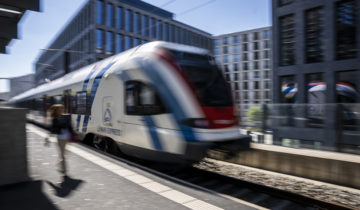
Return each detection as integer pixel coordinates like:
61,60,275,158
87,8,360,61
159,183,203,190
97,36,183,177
144,45,251,162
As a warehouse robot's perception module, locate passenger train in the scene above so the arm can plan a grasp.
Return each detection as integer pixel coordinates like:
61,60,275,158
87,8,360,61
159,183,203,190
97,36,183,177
9,41,250,164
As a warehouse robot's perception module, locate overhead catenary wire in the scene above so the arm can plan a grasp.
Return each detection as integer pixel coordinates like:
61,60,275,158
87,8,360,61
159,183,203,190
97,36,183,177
176,0,216,17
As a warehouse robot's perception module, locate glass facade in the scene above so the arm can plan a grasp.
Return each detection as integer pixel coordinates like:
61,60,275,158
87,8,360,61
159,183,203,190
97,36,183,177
125,10,132,32
106,32,113,52
125,36,132,50
134,38,140,47
279,14,295,66
336,0,357,60
96,0,103,25
156,20,162,40
149,18,155,38
107,4,114,27
116,34,122,53
305,7,324,63
163,23,168,41
141,15,148,36
96,29,103,49
116,7,123,29
134,12,140,34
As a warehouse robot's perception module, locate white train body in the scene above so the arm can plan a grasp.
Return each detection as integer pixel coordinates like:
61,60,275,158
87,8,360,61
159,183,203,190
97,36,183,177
10,41,250,163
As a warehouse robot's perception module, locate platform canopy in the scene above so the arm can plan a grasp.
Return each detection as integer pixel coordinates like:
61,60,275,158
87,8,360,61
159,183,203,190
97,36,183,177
0,0,40,53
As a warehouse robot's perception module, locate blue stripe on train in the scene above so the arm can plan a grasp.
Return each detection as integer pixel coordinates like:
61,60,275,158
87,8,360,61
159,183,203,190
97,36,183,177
143,116,163,150
76,68,97,131
139,60,197,142
82,61,116,133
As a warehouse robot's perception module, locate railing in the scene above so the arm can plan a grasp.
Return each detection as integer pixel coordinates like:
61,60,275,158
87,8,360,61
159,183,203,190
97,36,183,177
239,103,360,154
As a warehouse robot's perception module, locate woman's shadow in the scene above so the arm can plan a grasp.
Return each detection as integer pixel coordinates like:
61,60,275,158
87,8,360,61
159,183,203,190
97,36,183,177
46,175,84,197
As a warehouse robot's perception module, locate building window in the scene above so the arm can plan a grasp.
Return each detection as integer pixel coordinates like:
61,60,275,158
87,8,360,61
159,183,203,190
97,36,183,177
265,80,270,89
234,63,239,71
96,29,104,49
116,7,123,29
225,74,230,82
254,91,260,99
233,55,240,62
254,51,259,60
254,61,259,69
233,35,239,44
125,10,132,32
233,45,240,54
156,20,162,40
336,0,357,60
106,32,113,53
149,18,155,38
214,39,220,46
223,46,228,54
223,65,229,72
242,34,248,42
223,55,229,63
279,14,295,66
116,34,122,53
234,73,238,81
243,72,248,80
134,38,140,47
96,0,104,25
106,4,114,27
243,62,249,70
223,37,229,45
141,15,148,36
235,83,239,90
133,12,140,34
278,0,294,7
253,32,259,40
125,36,132,50
163,23,169,41
265,70,270,79
243,53,248,61
254,71,260,79
305,7,324,63
242,43,248,51
253,42,259,50
264,40,270,49
265,91,270,99
264,60,270,69
263,30,270,39
214,48,220,55
264,50,269,59
243,82,248,90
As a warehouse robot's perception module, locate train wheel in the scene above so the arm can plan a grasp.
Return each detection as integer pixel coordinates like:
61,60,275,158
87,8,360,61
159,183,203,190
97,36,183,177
93,135,107,152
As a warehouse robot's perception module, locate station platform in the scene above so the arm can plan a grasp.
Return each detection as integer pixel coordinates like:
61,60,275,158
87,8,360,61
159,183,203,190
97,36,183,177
0,124,262,210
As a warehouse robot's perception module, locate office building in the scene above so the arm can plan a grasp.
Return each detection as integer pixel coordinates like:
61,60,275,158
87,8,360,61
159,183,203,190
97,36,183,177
35,0,213,86
213,27,272,118
272,0,360,148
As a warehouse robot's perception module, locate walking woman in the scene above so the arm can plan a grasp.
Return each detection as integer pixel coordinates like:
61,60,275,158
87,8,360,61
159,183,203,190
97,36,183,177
49,104,73,174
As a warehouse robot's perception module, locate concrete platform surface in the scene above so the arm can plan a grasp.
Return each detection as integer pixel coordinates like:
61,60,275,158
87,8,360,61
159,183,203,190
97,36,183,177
0,124,261,210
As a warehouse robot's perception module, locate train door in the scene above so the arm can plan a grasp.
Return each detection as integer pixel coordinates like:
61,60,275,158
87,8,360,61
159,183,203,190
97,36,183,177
122,80,167,149
63,89,72,114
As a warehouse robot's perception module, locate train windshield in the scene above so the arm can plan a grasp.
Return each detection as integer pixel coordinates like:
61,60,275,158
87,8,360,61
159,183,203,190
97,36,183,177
169,50,232,107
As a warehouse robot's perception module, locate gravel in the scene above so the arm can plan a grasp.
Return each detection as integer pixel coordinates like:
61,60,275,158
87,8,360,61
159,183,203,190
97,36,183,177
194,158,360,209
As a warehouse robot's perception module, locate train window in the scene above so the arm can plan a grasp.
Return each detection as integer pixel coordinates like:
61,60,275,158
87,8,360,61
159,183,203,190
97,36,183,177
125,81,166,115
71,94,77,114
76,91,90,115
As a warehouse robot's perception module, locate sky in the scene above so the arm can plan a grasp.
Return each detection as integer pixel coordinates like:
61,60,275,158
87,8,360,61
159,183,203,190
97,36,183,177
0,0,271,93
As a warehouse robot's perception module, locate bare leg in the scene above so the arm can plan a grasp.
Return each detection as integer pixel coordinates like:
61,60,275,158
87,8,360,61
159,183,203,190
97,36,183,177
57,139,68,174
